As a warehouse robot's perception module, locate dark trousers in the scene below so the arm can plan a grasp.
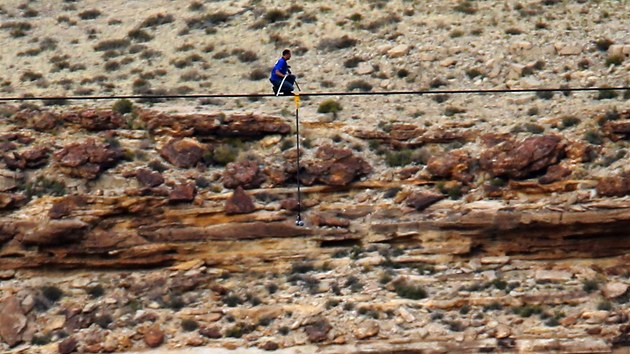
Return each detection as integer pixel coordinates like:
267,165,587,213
271,75,295,93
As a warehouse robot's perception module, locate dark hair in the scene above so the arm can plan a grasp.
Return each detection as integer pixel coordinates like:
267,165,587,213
282,49,291,56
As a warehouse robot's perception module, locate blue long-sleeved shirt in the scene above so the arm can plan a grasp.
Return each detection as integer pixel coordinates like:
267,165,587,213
270,57,288,81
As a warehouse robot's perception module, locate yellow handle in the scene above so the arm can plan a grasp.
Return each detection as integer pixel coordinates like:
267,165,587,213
294,93,300,109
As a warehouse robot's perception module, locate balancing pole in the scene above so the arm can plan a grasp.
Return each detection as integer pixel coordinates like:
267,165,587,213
294,93,304,226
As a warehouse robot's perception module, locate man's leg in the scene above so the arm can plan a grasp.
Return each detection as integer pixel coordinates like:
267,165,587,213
281,81,294,94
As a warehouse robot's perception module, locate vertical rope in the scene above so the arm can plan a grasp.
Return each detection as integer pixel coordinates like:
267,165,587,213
294,94,303,226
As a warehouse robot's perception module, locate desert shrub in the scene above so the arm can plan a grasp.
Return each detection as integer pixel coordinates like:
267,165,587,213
86,285,105,298
317,35,357,51
430,77,447,88
385,149,412,167
483,302,503,311
606,54,624,66
128,29,153,42
141,13,175,28
317,99,342,114
505,27,523,35
113,99,133,114
1,21,33,37
597,89,618,100
597,300,612,311
20,71,43,82
79,9,101,20
362,14,401,32
234,49,258,62
450,29,464,38
148,160,168,172
42,286,63,303
24,177,66,198
248,68,267,81
536,91,554,100
584,130,604,145
181,319,199,331
265,9,289,23
525,123,544,134
465,68,483,79
31,334,51,345
186,12,231,31
222,294,242,307
444,106,466,116
396,68,410,78
211,143,241,165
290,261,314,274
394,281,427,300
582,278,599,293
595,38,614,51
561,116,580,128
104,61,121,72
344,56,364,68
189,1,204,11
347,80,372,92
94,39,130,51
454,1,477,14
535,21,548,29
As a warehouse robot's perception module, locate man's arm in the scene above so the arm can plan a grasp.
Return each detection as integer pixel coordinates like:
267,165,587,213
275,69,285,78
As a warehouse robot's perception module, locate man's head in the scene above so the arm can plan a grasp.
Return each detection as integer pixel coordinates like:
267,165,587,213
282,49,291,60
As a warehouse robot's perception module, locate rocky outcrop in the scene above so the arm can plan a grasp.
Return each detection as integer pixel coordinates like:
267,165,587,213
223,160,266,189
427,149,473,183
405,190,445,211
3,146,50,170
300,145,372,186
480,135,566,179
0,296,26,348
53,139,122,179
159,138,206,168
596,173,630,197
61,110,125,131
139,111,291,137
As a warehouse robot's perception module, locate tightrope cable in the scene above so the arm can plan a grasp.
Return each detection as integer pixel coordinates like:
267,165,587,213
0,86,628,102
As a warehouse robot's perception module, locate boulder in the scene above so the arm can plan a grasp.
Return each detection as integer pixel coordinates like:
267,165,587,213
299,145,371,186
225,186,255,215
427,149,473,183
169,182,196,202
54,138,122,180
223,160,265,189
405,190,445,211
159,138,206,168
3,146,50,170
304,318,332,343
13,110,60,131
479,135,565,179
596,174,630,197
538,164,571,184
0,295,27,347
602,282,628,299
354,320,379,340
143,325,164,348
58,336,78,354
16,219,89,246
136,168,164,188
387,44,409,58
49,195,87,219
311,213,350,228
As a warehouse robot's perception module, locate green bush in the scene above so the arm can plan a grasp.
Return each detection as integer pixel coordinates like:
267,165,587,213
113,99,133,114
78,9,101,20
385,149,412,167
318,99,342,114
561,116,580,128
584,130,604,145
211,142,241,165
582,278,599,293
595,38,614,51
606,54,624,66
317,35,357,51
394,281,427,300
181,319,199,331
597,89,618,100
42,286,63,303
454,1,477,14
23,177,66,198
86,285,105,298
347,80,372,92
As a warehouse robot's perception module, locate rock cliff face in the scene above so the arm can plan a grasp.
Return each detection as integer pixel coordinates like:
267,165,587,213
1,107,630,353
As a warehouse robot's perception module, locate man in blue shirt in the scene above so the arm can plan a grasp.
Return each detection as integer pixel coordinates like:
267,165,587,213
270,49,295,95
